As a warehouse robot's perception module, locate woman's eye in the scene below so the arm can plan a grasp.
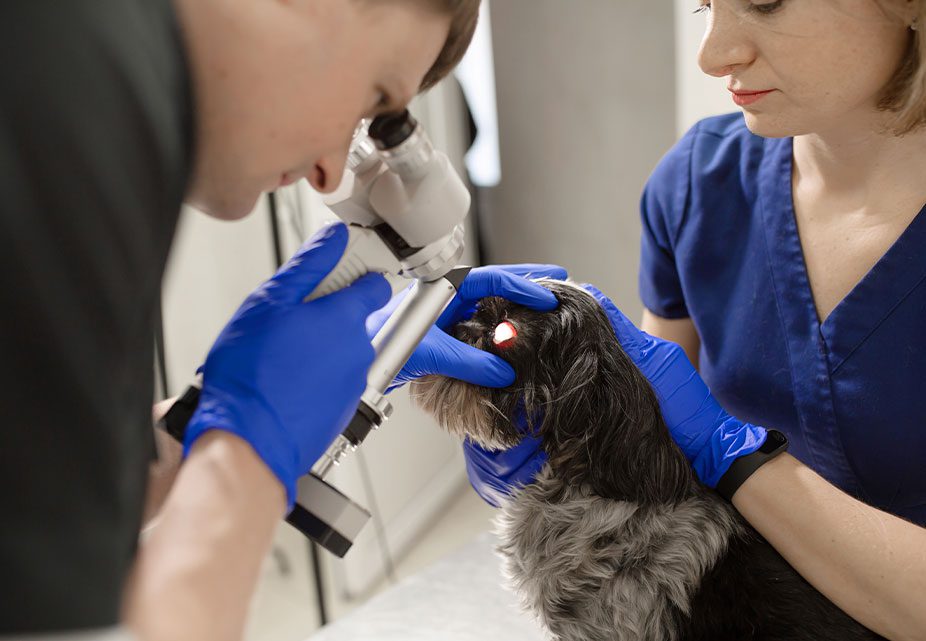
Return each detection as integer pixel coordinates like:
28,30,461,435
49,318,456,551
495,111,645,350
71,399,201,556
749,0,785,14
694,0,785,15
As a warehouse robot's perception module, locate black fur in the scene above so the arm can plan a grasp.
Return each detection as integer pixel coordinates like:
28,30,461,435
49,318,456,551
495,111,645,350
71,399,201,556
413,280,883,641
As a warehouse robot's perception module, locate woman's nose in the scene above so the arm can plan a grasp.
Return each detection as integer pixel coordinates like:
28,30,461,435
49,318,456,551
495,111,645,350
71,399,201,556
697,3,757,78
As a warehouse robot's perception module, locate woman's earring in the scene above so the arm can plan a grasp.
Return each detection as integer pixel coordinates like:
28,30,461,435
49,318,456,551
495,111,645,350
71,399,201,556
912,17,919,31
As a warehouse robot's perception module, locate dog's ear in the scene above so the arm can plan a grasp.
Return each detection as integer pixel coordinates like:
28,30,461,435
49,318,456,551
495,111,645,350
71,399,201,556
587,362,696,504
539,295,696,505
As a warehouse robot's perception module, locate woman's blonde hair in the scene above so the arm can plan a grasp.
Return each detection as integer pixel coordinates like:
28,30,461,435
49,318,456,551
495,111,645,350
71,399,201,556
878,0,926,134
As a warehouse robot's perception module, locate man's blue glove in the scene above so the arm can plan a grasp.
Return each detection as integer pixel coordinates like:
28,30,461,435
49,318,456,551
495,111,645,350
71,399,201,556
367,264,567,388
582,285,767,487
184,223,392,508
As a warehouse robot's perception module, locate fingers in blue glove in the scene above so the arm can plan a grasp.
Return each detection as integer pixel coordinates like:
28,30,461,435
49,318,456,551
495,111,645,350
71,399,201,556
436,264,567,330
581,284,648,361
320,272,392,318
187,222,393,509
457,265,567,312
490,263,569,281
270,222,349,305
463,435,547,507
395,327,515,387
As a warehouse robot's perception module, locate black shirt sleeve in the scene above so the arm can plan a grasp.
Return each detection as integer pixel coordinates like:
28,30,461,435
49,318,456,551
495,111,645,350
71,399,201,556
0,0,193,632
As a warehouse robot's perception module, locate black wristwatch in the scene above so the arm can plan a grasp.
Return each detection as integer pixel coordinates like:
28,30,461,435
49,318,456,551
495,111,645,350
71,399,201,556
715,429,789,501
160,385,201,444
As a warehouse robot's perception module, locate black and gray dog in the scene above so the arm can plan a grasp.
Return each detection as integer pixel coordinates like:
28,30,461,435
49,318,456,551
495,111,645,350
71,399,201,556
411,279,882,641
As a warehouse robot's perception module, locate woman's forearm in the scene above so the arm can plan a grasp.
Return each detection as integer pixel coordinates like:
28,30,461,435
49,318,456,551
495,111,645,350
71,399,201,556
126,431,286,641
732,453,926,641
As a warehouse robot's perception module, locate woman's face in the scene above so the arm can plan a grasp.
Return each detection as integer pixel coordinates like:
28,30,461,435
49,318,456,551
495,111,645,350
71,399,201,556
697,0,915,138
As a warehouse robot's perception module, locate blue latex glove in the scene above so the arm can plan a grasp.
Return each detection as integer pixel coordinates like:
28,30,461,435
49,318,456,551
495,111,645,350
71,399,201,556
463,284,768,504
582,285,767,487
184,223,392,508
367,264,567,388
463,436,547,508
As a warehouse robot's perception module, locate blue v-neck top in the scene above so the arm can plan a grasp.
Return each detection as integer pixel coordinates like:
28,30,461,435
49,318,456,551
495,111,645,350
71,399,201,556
639,113,926,525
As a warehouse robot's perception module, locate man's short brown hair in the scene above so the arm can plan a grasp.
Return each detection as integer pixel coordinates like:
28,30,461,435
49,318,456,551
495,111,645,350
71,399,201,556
879,0,926,134
416,0,481,90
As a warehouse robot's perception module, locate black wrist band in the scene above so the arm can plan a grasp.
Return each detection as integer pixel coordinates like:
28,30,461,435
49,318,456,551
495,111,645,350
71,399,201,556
715,429,789,501
160,385,201,444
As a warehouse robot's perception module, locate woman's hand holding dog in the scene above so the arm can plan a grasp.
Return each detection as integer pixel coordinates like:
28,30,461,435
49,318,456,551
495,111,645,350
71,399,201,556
582,286,767,488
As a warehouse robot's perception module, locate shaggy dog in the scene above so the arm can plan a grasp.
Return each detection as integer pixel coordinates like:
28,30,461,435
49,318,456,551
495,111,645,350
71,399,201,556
411,280,882,641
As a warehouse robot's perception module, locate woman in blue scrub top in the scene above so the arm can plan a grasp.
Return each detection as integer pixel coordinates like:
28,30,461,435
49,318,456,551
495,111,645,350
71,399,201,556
631,2,926,636
640,0,926,527
443,1,926,639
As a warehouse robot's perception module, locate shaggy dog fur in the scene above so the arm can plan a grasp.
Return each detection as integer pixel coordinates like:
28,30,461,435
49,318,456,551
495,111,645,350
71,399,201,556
411,280,883,641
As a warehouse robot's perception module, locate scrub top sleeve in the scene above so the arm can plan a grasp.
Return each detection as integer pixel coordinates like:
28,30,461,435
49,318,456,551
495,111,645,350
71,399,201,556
638,124,698,319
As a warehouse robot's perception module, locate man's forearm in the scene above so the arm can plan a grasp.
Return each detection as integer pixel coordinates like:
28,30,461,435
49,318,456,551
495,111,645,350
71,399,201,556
733,453,926,641
126,431,286,641
144,398,184,525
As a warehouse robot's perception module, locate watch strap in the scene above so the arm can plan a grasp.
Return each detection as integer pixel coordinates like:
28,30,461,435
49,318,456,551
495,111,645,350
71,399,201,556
160,385,201,444
715,429,788,501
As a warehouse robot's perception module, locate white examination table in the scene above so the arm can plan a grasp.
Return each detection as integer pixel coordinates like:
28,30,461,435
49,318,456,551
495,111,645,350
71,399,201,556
307,533,545,641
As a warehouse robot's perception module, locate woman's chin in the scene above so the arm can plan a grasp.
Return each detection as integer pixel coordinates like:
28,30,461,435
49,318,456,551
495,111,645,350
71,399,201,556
741,111,804,140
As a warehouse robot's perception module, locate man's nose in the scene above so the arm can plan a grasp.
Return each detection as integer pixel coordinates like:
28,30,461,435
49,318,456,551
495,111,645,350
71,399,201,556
697,3,757,78
309,149,349,194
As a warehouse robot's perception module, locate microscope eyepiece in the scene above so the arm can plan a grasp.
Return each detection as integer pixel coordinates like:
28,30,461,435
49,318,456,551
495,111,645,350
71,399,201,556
369,110,417,150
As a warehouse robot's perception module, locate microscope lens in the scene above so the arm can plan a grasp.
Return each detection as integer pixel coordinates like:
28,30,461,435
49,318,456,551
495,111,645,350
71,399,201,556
369,110,417,150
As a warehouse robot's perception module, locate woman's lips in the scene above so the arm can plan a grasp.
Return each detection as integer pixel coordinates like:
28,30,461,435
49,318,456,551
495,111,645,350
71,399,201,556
730,89,775,107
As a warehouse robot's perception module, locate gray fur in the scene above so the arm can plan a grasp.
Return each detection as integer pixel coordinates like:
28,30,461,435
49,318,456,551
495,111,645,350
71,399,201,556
496,468,741,641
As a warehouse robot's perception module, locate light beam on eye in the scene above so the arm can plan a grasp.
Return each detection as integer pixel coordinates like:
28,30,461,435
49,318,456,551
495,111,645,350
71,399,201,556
493,321,518,348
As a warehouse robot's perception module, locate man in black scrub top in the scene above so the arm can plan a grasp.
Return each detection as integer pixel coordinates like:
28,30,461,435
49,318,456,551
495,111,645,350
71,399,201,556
0,1,477,638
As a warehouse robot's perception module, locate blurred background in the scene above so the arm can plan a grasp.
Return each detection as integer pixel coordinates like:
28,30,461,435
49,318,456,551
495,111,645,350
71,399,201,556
157,1,731,639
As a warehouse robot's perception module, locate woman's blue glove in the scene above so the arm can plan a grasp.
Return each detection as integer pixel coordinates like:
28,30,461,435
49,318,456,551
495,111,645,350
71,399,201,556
367,264,567,388
463,284,768,504
184,223,392,508
582,286,767,487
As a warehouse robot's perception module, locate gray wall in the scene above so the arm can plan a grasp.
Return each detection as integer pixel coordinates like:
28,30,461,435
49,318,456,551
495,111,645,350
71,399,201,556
481,0,677,320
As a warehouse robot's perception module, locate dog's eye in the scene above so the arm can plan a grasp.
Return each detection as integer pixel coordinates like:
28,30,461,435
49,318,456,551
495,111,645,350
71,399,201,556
492,321,518,348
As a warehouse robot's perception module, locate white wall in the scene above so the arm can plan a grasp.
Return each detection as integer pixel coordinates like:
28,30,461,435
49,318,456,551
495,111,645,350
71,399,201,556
674,0,732,134
480,0,677,321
